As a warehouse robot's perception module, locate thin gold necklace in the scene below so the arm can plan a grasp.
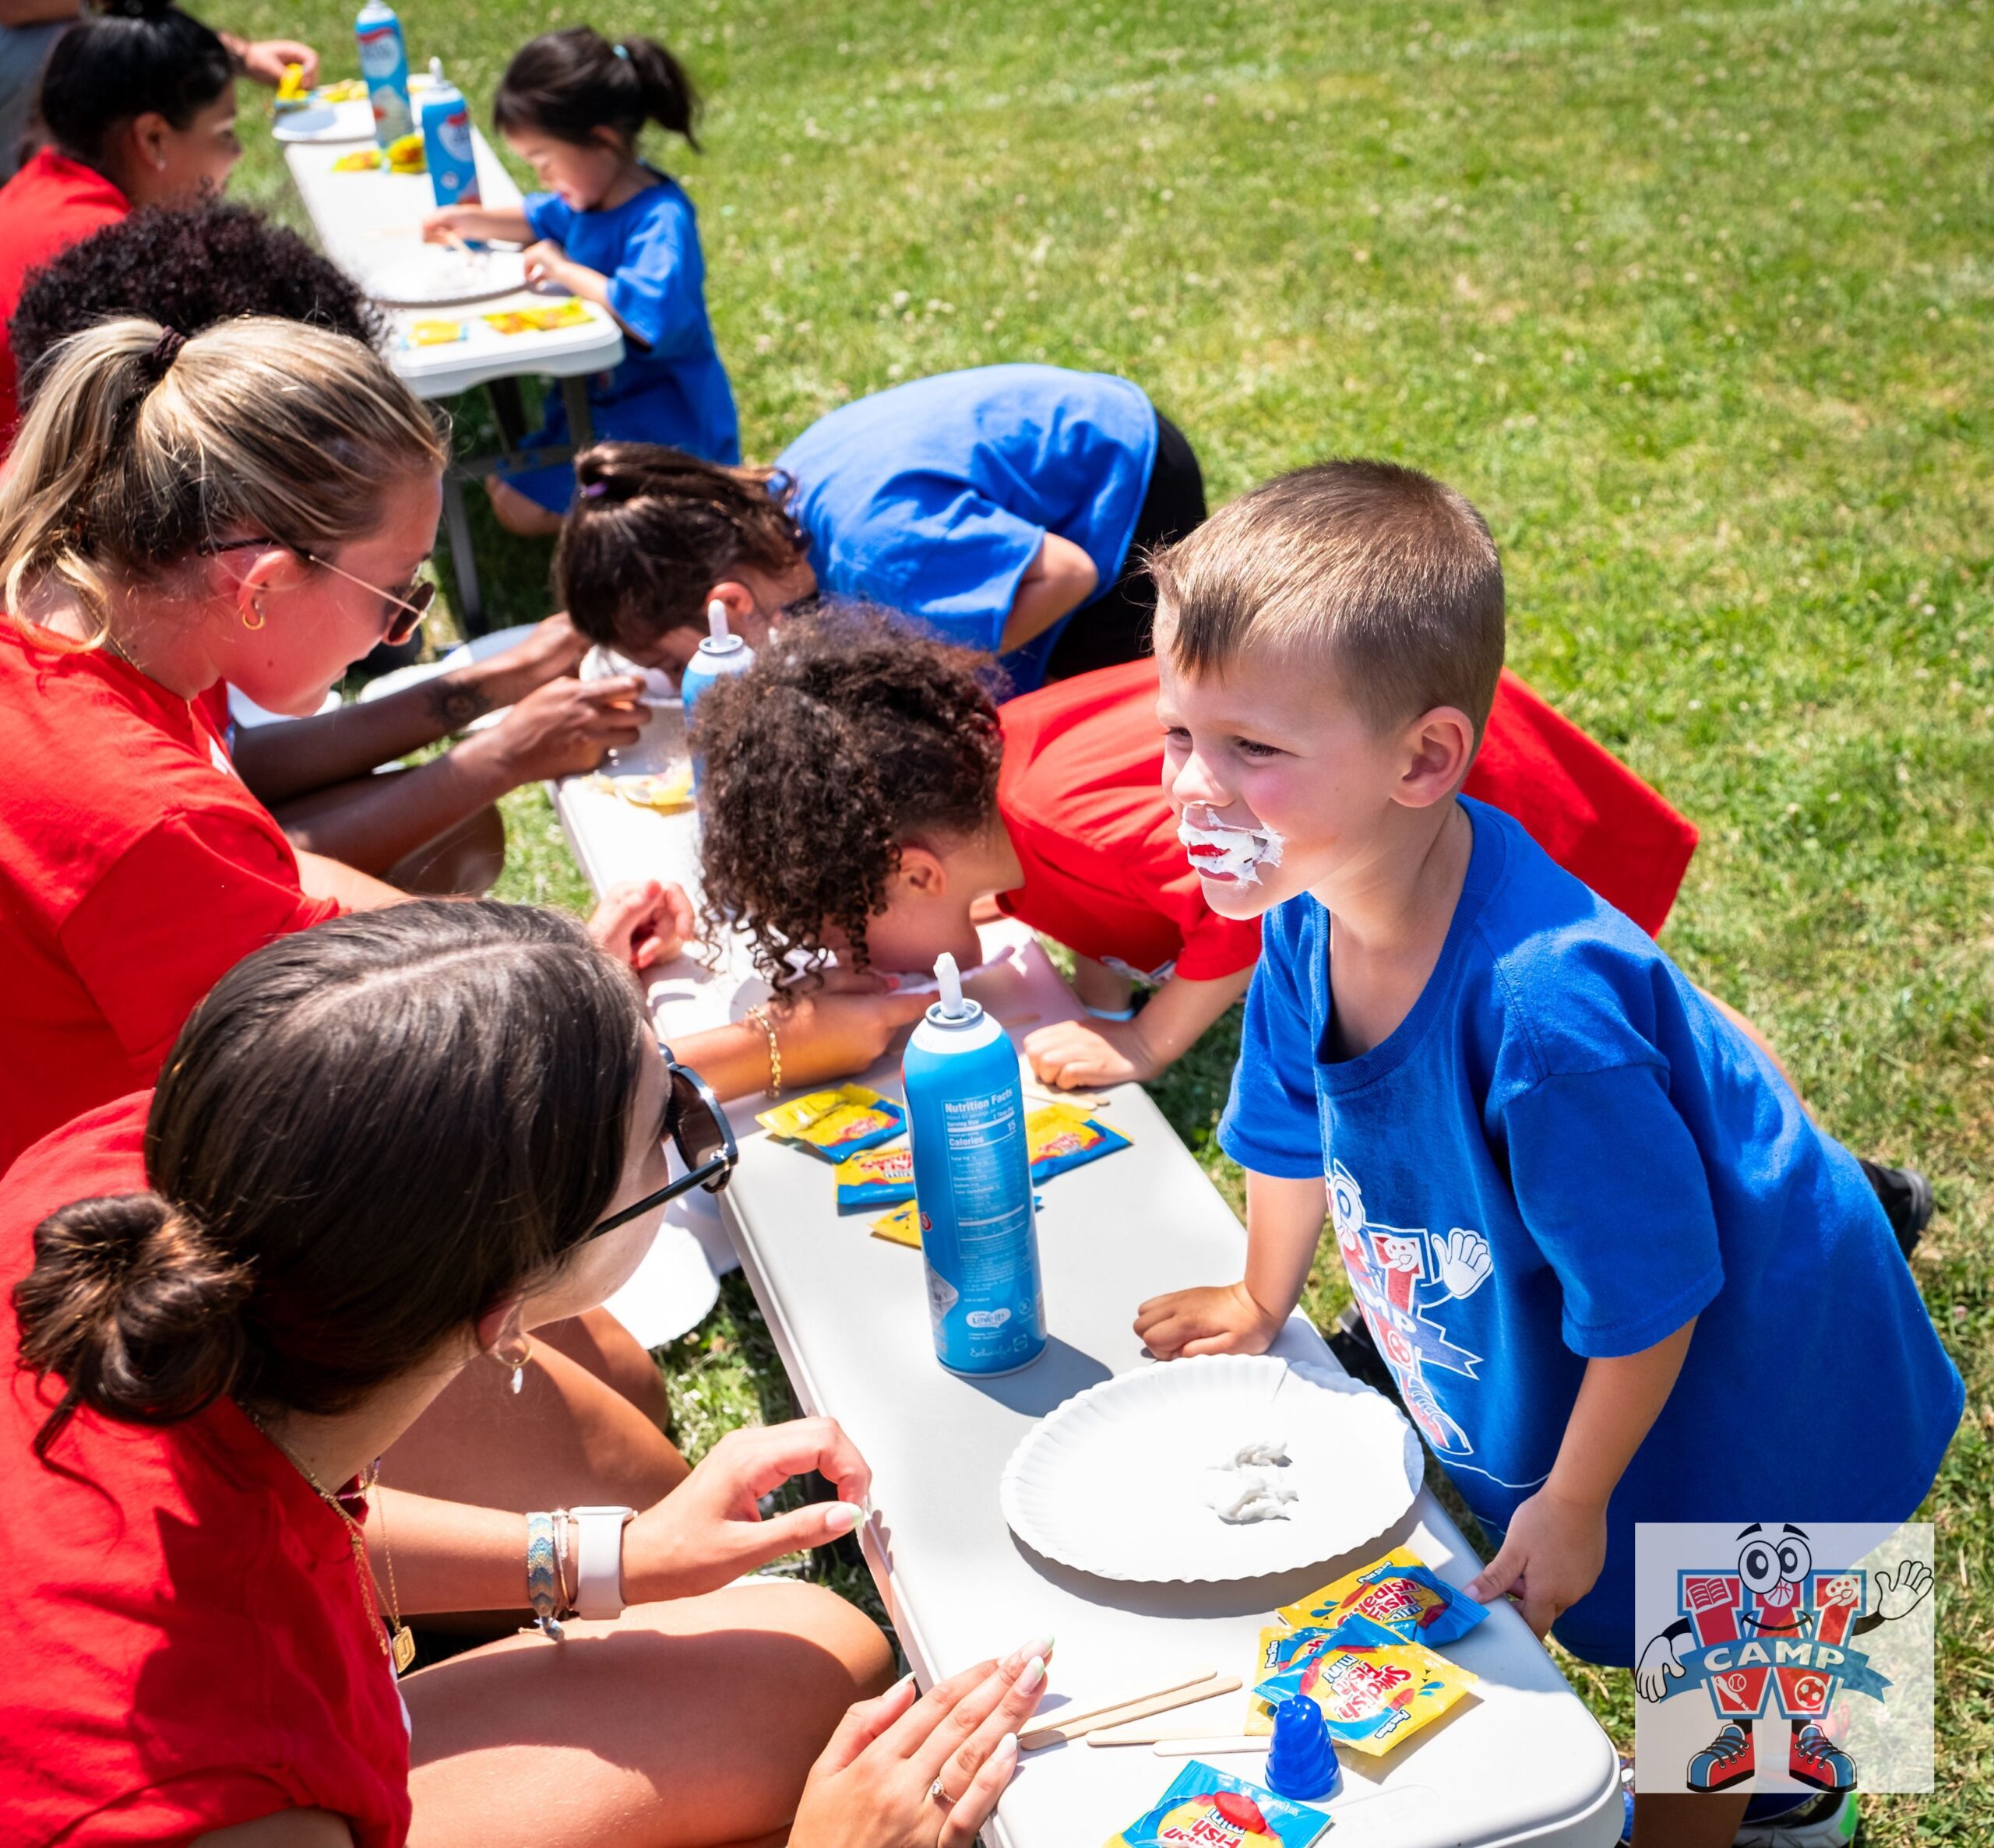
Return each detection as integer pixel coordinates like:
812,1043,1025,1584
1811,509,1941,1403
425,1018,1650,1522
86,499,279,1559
247,1410,414,1674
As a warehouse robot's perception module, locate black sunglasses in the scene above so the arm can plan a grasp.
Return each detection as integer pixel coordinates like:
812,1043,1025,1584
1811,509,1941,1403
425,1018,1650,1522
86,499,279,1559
200,536,436,647
585,1045,737,1240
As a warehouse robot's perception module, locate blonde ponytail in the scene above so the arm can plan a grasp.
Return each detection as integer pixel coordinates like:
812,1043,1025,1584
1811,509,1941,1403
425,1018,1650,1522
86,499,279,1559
0,316,448,645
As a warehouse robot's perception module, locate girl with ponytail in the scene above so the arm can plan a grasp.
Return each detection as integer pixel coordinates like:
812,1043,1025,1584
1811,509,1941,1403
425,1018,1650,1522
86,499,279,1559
2,901,1045,1846
423,26,737,538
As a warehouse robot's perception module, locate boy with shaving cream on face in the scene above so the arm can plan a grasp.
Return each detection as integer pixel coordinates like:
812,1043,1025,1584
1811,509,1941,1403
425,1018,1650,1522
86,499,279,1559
1135,463,1961,1846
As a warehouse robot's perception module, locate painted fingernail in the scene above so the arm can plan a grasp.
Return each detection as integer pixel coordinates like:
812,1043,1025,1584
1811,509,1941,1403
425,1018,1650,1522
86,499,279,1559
992,1731,1020,1773
1014,1633,1054,1664
824,1501,862,1534
1018,1654,1046,1690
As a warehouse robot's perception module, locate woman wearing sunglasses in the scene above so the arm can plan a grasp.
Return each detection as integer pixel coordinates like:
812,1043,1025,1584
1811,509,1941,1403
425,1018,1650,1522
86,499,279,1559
2,900,1045,1847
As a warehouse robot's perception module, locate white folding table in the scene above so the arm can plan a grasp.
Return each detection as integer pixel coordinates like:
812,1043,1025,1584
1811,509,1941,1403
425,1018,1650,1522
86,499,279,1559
282,125,625,631
551,757,1622,1846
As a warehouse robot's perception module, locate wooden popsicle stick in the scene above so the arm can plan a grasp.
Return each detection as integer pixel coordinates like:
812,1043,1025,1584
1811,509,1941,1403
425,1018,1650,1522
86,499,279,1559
1088,1720,1252,1747
1019,1673,1240,1751
1151,1736,1269,1757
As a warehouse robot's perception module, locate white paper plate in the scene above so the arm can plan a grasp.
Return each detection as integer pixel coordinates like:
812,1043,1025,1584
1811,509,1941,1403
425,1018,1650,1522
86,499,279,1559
273,100,375,143
367,249,528,307
1000,1354,1421,1583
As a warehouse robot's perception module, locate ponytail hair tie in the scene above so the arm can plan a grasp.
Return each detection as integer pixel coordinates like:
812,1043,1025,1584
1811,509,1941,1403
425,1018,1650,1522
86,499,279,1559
580,480,611,498
612,40,630,59
139,326,187,383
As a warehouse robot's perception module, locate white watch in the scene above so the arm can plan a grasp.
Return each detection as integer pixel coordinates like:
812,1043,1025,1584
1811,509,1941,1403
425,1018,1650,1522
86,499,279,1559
570,1505,636,1618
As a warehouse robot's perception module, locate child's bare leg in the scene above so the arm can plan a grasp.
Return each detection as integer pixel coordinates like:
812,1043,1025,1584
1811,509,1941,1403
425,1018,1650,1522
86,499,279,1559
1070,954,1135,1016
484,474,565,538
1633,1790,1752,1846
403,1580,894,1848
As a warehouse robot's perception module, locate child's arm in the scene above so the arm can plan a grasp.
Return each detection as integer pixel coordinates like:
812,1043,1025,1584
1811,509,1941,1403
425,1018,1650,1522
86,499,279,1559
1465,1317,1697,1637
1135,1168,1323,1358
422,203,534,246
999,533,1101,652
1023,965,1254,1089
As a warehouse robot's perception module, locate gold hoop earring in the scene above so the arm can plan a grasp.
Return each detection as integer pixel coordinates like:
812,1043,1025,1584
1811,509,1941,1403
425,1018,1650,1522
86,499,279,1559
495,1336,534,1396
243,596,267,632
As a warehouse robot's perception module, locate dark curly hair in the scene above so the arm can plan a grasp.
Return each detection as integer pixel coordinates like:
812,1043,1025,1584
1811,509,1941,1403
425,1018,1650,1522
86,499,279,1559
10,203,386,413
556,440,810,654
695,607,1006,986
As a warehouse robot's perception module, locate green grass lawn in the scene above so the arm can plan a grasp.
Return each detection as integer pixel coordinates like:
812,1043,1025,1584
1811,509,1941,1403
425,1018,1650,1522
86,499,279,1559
213,0,1990,1831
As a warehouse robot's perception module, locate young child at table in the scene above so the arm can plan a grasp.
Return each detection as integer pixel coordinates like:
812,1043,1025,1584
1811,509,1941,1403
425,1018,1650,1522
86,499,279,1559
686,607,1700,1093
423,26,737,535
1133,462,1962,1846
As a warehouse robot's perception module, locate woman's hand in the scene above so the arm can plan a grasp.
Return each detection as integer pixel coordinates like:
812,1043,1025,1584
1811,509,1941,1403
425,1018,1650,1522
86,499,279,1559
791,1647,1049,1848
622,1419,871,1603
467,674,646,783
1133,1280,1284,1360
587,878,696,972
770,973,932,1089
1464,1486,1608,1638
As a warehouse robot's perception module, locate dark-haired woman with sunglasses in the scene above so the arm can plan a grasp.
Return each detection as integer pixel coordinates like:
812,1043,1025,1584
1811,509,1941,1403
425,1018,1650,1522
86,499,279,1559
2,899,1045,1846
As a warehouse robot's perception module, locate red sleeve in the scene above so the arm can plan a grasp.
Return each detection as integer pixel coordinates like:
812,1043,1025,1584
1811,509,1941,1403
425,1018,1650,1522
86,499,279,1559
1168,901,1263,981
56,810,343,1080
65,1771,299,1848
1465,671,1699,937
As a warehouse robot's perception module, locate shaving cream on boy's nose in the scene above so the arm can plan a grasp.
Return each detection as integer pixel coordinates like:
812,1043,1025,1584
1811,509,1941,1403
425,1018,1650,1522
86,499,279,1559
1177,808,1286,885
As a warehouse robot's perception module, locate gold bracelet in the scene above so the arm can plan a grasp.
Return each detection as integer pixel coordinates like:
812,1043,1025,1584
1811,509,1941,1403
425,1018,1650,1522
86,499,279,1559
744,1004,782,1099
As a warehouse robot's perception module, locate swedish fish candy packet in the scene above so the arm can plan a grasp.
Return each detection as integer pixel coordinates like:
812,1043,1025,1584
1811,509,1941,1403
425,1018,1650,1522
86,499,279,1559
1245,1624,1289,1735
869,1199,921,1248
835,1144,914,1212
1105,1761,1328,1848
756,1084,905,1162
1253,1613,1474,1757
1277,1547,1488,1646
1026,1103,1130,1182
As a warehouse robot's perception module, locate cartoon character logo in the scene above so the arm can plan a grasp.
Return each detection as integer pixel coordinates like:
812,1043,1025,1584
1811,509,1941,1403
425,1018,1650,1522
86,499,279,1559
1636,1522,1933,1793
1326,1162,1489,1456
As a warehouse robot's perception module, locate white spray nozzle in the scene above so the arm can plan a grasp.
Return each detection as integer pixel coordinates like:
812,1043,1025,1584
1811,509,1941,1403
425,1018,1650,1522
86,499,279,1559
706,598,732,643
430,56,444,81
933,952,970,1019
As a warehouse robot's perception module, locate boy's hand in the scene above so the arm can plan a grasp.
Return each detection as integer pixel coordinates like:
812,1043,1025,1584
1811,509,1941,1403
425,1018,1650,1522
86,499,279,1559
523,239,579,290
1134,1282,1284,1360
1465,1487,1608,1639
1023,1016,1157,1089
421,208,469,246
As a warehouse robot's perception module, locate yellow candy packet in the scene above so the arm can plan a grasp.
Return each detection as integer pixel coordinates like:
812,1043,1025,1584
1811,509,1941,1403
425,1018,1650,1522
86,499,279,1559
870,1199,921,1248
482,299,593,336
386,131,426,174
835,1144,914,1212
406,319,467,347
1024,1102,1130,1181
316,77,368,103
1245,1624,1288,1735
272,62,308,109
1277,1547,1488,1646
1252,1614,1475,1757
756,1084,906,1163
331,147,380,173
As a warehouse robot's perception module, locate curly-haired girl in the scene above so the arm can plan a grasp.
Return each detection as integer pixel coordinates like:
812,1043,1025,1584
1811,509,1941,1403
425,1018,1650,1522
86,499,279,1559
693,607,1263,1091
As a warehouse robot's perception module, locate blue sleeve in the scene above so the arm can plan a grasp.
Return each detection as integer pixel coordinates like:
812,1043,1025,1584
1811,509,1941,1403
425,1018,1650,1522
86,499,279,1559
839,479,1045,653
523,192,572,244
1503,1064,1725,1357
604,195,709,356
1217,914,1324,1179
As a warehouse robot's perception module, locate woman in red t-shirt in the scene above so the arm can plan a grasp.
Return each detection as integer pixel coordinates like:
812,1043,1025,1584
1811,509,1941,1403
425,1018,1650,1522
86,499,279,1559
3,900,1046,1846
0,4,248,443
685,608,1699,1091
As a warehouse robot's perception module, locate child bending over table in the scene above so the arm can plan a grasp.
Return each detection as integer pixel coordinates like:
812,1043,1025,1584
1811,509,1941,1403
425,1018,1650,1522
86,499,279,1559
1131,461,1963,1848
423,26,737,536
683,607,1721,1095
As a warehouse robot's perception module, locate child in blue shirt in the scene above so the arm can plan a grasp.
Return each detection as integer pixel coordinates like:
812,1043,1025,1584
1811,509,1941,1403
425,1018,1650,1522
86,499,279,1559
549,364,1207,696
1134,461,1961,1848
425,27,738,534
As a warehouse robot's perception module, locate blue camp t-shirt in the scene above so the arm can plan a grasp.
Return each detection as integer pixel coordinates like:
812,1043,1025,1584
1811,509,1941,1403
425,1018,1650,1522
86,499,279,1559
1220,797,1963,1667
509,173,738,509
774,364,1159,695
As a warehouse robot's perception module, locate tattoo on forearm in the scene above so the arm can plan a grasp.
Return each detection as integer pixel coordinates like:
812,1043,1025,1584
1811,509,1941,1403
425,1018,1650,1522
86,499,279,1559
426,677,493,731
